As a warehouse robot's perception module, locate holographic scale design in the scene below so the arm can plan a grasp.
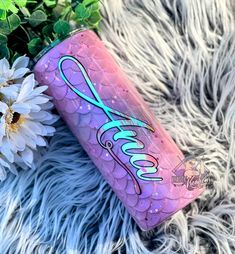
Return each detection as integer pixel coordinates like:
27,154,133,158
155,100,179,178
34,30,204,230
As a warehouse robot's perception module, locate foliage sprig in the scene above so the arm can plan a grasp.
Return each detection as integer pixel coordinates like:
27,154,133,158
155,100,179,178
0,0,102,60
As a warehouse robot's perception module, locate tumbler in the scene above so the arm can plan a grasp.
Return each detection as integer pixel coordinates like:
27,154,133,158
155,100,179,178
34,29,206,231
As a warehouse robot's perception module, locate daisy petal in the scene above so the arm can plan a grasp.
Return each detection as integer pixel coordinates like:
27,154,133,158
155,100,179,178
0,101,8,114
0,118,6,144
33,85,48,94
20,127,37,149
21,147,34,167
44,126,56,135
28,96,49,105
0,77,7,84
0,85,19,100
35,136,47,146
17,74,36,101
0,58,10,74
13,67,29,79
12,56,29,69
11,103,31,114
9,132,26,151
1,139,14,163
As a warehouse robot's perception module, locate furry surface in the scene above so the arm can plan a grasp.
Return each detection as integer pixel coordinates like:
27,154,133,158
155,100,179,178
0,0,235,253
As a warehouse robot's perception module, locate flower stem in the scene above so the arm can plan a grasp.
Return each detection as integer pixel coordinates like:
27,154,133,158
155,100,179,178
20,25,31,41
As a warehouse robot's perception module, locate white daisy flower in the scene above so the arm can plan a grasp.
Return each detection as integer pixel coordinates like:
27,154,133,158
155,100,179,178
0,56,29,100
0,73,58,171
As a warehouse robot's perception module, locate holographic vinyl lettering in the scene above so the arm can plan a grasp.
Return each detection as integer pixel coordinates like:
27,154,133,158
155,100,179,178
58,55,163,195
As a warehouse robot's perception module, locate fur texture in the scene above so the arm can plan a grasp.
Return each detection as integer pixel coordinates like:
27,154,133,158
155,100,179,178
0,0,235,253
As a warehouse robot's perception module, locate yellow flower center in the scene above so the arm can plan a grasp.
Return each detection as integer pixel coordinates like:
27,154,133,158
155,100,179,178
0,79,14,89
5,108,25,133
0,82,8,88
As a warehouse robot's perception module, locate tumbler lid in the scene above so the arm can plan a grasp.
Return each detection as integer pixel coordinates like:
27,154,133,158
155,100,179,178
33,27,88,63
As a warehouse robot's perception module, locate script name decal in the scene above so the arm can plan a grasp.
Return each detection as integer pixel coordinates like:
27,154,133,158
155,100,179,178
58,55,163,195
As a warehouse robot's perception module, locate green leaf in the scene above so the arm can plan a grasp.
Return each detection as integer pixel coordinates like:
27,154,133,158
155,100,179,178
53,20,70,37
8,3,18,13
89,2,99,12
0,0,24,20
14,0,27,7
29,10,47,27
0,44,10,59
88,10,101,25
83,0,99,6
0,0,11,11
75,3,91,20
8,13,21,31
27,37,42,55
43,0,57,8
71,0,83,4
0,13,20,35
0,9,6,20
0,18,10,34
20,7,30,18
42,24,53,37
0,33,7,43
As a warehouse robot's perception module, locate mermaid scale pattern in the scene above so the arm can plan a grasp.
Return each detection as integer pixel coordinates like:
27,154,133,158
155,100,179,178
34,30,204,231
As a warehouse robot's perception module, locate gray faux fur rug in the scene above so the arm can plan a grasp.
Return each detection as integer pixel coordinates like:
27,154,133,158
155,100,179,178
0,0,235,253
